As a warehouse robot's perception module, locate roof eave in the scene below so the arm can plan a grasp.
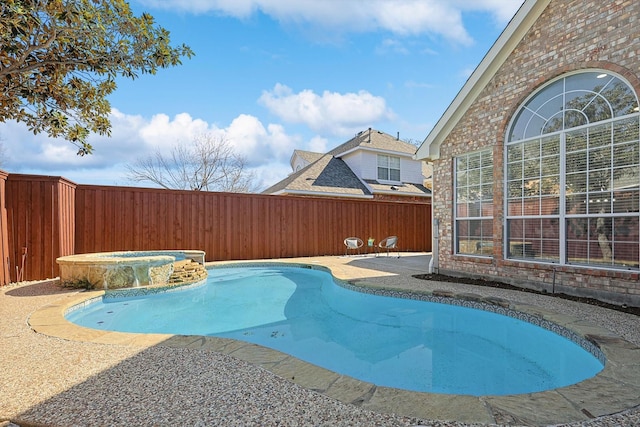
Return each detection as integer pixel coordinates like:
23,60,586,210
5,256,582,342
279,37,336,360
373,189,431,197
415,0,552,161
361,146,416,157
278,189,374,199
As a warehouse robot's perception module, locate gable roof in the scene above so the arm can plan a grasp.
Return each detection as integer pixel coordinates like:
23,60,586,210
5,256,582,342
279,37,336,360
330,128,417,158
263,154,372,198
415,0,552,161
290,149,323,168
263,128,431,199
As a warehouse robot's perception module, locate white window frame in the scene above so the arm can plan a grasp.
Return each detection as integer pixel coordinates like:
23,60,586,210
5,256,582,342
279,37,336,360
505,70,640,270
454,149,494,257
377,154,401,182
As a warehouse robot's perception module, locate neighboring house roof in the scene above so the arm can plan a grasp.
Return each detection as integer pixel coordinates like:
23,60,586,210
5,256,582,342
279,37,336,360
290,149,323,169
264,128,431,199
415,0,552,161
364,180,431,196
263,154,373,198
330,128,417,157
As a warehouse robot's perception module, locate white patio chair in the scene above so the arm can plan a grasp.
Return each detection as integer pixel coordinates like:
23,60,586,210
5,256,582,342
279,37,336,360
377,236,399,257
344,237,364,256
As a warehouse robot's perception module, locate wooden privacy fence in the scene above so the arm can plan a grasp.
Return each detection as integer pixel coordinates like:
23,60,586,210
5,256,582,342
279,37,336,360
0,171,9,286
3,174,76,284
0,173,432,284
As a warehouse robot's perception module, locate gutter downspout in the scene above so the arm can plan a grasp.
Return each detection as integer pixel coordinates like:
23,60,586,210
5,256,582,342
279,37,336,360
423,157,438,274
428,217,439,274
417,153,438,274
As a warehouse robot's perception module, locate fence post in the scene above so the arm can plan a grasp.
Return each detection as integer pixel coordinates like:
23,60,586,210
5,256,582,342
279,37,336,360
0,170,9,286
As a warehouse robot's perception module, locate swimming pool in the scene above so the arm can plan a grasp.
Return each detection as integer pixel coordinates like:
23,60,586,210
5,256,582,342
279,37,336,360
66,264,604,396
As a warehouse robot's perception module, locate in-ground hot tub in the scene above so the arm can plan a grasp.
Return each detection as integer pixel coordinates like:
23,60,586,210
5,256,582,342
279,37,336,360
56,250,206,290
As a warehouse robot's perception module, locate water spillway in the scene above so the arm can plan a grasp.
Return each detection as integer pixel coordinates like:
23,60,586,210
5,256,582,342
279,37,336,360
56,250,206,290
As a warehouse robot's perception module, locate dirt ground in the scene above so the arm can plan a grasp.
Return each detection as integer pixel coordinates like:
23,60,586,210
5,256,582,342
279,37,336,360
413,273,640,317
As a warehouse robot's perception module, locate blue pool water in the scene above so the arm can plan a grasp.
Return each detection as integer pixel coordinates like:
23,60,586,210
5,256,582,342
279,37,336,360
66,265,604,395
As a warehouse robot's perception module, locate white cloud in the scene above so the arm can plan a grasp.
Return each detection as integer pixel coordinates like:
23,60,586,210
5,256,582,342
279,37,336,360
139,0,258,16
250,162,292,191
452,0,525,24
259,84,393,137
265,123,298,160
307,136,329,153
137,112,213,150
371,1,471,44
0,109,308,189
0,120,106,170
137,0,524,44
219,114,299,164
375,39,410,55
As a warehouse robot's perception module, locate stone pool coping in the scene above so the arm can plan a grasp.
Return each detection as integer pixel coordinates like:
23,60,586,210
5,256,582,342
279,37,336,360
28,257,640,426
56,250,206,289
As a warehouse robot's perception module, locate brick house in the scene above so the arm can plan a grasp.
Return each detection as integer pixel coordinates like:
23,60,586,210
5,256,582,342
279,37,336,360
415,0,640,306
264,128,431,204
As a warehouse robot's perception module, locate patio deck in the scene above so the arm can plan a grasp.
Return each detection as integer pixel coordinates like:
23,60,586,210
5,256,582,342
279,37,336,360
2,253,639,426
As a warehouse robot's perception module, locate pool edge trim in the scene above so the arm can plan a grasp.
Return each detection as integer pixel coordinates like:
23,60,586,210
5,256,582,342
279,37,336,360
28,260,640,425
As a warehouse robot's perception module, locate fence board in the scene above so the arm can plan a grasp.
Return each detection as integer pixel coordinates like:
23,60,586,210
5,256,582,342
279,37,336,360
0,171,9,285
5,175,76,281
75,185,431,262
1,176,431,284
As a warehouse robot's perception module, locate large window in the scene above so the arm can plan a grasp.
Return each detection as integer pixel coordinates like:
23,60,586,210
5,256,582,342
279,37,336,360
506,71,640,270
377,154,401,181
455,149,494,256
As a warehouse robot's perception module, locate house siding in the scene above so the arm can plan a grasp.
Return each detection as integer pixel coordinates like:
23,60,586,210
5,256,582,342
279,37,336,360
342,151,364,178
433,0,640,306
356,151,424,184
401,157,424,184
292,157,306,172
360,151,379,181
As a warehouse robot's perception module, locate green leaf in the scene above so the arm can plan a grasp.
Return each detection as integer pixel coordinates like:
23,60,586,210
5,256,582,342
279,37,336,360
0,0,193,156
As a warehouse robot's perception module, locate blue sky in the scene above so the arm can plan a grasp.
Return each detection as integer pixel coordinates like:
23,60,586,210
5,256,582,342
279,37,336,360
0,0,524,190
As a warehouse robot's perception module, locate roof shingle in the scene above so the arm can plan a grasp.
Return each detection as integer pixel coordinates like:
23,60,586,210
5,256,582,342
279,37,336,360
263,129,430,199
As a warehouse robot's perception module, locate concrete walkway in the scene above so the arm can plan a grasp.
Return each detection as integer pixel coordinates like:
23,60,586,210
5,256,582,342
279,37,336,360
3,253,640,426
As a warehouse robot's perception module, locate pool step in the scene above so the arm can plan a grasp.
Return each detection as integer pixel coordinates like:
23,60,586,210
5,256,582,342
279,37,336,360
168,259,208,285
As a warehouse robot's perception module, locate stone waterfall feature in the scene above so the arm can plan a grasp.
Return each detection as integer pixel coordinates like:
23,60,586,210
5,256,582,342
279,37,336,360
57,250,206,290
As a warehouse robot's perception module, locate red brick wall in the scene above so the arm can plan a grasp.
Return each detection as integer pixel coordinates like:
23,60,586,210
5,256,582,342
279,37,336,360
433,0,640,306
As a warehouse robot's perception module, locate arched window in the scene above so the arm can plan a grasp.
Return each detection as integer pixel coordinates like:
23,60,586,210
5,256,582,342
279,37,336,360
505,71,640,270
